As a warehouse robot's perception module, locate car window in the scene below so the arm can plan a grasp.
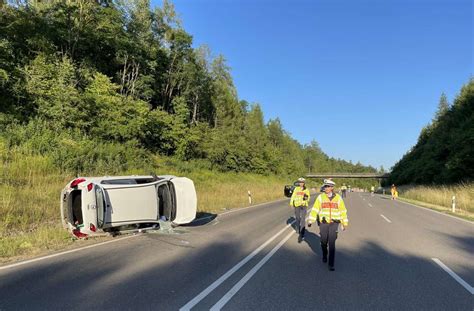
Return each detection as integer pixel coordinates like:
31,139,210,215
96,186,106,227
101,179,137,185
101,178,158,185
135,178,158,184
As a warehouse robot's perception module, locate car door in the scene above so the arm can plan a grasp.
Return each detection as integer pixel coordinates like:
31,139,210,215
170,177,197,224
100,181,160,226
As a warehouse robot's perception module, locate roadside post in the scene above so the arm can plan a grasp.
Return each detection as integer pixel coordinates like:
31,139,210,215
248,190,252,205
452,195,456,213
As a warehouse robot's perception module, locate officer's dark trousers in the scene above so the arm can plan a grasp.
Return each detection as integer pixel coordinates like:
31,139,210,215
294,206,307,236
319,222,339,267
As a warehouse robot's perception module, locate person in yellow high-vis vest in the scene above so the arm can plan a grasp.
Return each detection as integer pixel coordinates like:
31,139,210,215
340,184,347,198
290,177,310,243
308,179,348,271
391,184,398,200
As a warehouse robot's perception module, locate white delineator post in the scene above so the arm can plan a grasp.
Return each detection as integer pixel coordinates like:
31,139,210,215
452,195,456,213
248,190,252,205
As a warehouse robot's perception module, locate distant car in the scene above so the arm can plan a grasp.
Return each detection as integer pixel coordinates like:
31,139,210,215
284,180,305,198
60,175,197,238
284,185,295,198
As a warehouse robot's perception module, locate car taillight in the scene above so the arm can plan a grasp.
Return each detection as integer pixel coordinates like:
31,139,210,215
87,183,93,192
72,229,88,239
71,178,86,188
90,223,96,232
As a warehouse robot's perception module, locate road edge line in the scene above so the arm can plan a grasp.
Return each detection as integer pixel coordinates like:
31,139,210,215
219,198,289,216
390,197,474,224
0,235,138,271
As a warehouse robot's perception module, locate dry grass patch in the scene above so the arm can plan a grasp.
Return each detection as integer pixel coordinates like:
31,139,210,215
398,183,474,220
1,147,289,261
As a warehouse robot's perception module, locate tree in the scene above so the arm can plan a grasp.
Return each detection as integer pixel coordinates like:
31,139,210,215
0,0,379,178
434,92,450,122
83,72,148,142
24,54,84,129
390,80,473,185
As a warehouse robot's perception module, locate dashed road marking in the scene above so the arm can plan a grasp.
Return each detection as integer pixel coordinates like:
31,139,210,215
380,214,392,223
432,258,474,295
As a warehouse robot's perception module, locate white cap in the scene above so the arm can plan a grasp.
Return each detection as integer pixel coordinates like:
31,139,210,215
323,179,336,187
297,177,306,183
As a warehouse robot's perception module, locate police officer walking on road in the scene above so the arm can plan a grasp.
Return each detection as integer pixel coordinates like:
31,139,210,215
290,177,310,243
341,183,347,198
308,179,348,271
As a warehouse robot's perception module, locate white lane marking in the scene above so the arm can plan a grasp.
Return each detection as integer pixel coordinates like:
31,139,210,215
219,198,289,216
432,258,474,295
0,235,138,271
368,203,373,207
394,199,474,224
179,221,295,311
380,214,392,223
210,230,294,310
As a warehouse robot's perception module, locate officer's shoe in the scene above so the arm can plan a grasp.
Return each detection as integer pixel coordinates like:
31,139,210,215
328,266,335,271
298,235,302,243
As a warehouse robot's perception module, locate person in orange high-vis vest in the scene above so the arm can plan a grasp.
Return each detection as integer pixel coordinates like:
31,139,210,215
308,179,348,271
290,177,310,243
391,184,398,200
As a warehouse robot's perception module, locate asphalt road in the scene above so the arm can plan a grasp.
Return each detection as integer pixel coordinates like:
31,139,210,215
1,193,473,310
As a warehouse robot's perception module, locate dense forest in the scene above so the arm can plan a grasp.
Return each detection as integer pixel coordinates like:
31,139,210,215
0,0,376,177
389,80,473,185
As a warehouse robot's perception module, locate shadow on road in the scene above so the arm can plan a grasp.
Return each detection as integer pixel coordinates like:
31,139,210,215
1,218,473,311
182,212,217,227
303,230,321,256
287,216,297,232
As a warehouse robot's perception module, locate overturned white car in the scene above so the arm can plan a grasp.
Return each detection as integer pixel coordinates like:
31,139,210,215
60,175,197,238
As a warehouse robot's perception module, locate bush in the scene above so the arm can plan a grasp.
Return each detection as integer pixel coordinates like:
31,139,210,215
3,119,153,175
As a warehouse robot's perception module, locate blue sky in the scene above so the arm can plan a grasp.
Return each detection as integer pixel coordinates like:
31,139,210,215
154,0,472,171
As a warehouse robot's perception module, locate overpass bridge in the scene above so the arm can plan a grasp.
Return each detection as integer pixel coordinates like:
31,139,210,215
305,173,390,179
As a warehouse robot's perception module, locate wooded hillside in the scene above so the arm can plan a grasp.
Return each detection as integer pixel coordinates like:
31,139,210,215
0,0,376,176
389,80,473,185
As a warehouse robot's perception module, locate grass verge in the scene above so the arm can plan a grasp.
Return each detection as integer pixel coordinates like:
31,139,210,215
1,151,289,263
389,183,474,222
396,197,474,222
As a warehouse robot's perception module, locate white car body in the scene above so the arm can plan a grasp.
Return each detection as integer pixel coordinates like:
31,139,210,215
60,175,197,238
